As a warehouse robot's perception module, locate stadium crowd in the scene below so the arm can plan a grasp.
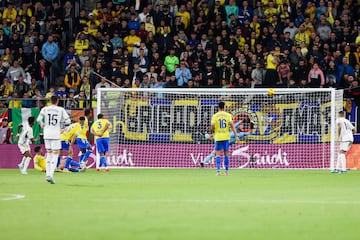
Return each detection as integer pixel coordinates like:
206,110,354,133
0,0,359,109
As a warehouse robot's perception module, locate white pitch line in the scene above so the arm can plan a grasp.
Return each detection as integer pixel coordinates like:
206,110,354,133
85,199,360,205
18,198,360,205
0,194,25,201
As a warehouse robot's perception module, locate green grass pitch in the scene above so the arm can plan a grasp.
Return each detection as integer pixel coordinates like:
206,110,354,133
0,169,359,240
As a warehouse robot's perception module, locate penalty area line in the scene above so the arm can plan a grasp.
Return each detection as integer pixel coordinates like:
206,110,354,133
0,193,25,201
88,199,360,205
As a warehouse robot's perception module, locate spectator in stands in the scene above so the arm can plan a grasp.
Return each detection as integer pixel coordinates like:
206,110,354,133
164,48,179,73
14,75,29,98
0,118,11,144
6,60,26,85
175,61,192,87
308,63,325,88
64,64,81,93
42,35,59,78
95,77,110,91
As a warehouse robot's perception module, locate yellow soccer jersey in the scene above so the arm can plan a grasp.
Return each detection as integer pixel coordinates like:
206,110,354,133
34,154,46,171
91,119,111,139
211,111,233,141
60,123,80,141
77,117,89,140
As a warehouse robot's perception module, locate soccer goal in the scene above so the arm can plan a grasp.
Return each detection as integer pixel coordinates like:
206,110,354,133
96,88,343,169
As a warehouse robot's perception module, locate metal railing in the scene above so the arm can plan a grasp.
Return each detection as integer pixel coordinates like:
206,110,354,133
0,97,92,109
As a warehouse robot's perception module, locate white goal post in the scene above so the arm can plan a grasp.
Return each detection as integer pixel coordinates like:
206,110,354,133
96,88,343,169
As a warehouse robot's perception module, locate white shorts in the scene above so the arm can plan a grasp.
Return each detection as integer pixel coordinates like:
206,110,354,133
44,139,61,151
339,142,352,152
18,144,30,154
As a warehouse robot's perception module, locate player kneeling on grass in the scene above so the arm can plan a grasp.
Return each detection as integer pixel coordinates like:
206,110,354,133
59,117,86,172
33,146,46,172
91,113,111,172
200,118,253,167
332,111,355,174
17,117,39,174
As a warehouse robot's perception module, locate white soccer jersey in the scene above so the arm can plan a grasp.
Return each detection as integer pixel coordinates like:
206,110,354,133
18,123,33,145
37,105,71,139
336,117,355,142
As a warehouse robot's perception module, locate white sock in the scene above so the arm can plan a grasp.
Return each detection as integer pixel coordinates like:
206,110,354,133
19,156,26,167
45,153,52,178
336,154,341,170
340,153,347,171
50,153,59,178
22,157,31,172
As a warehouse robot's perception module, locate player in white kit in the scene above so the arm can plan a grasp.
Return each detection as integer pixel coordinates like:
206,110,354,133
332,111,355,174
37,96,71,184
17,116,37,174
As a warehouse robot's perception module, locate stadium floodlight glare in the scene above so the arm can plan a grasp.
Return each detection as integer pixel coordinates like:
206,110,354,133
97,87,343,170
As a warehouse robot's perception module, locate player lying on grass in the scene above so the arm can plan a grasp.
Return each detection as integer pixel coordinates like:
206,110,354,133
200,118,253,168
59,117,86,172
33,146,46,172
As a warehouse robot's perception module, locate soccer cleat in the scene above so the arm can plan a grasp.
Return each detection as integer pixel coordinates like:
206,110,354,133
46,176,55,184
79,167,86,172
339,170,347,174
225,172,229,176
21,170,28,175
331,169,339,173
96,168,100,172
199,162,204,168
62,168,70,173
216,172,221,176
104,168,110,172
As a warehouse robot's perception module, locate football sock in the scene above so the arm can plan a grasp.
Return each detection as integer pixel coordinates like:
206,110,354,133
336,154,341,170
45,153,52,178
70,160,80,168
215,155,221,172
79,154,85,164
50,154,59,177
64,157,72,169
19,156,26,168
340,153,346,171
224,155,229,172
203,153,215,164
82,150,92,163
23,157,31,172
100,156,107,167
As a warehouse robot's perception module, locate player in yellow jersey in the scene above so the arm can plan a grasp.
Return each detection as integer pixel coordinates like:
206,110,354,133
210,102,239,176
76,109,92,168
59,118,85,172
91,113,111,172
33,146,46,172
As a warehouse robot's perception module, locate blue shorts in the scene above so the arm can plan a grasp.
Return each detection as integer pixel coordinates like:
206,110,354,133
76,138,91,150
61,140,70,151
214,140,230,151
96,138,109,153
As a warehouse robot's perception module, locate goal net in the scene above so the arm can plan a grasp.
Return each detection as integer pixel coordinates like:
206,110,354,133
96,88,343,169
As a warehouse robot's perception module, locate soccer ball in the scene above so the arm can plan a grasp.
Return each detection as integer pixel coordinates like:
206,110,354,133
268,88,275,96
